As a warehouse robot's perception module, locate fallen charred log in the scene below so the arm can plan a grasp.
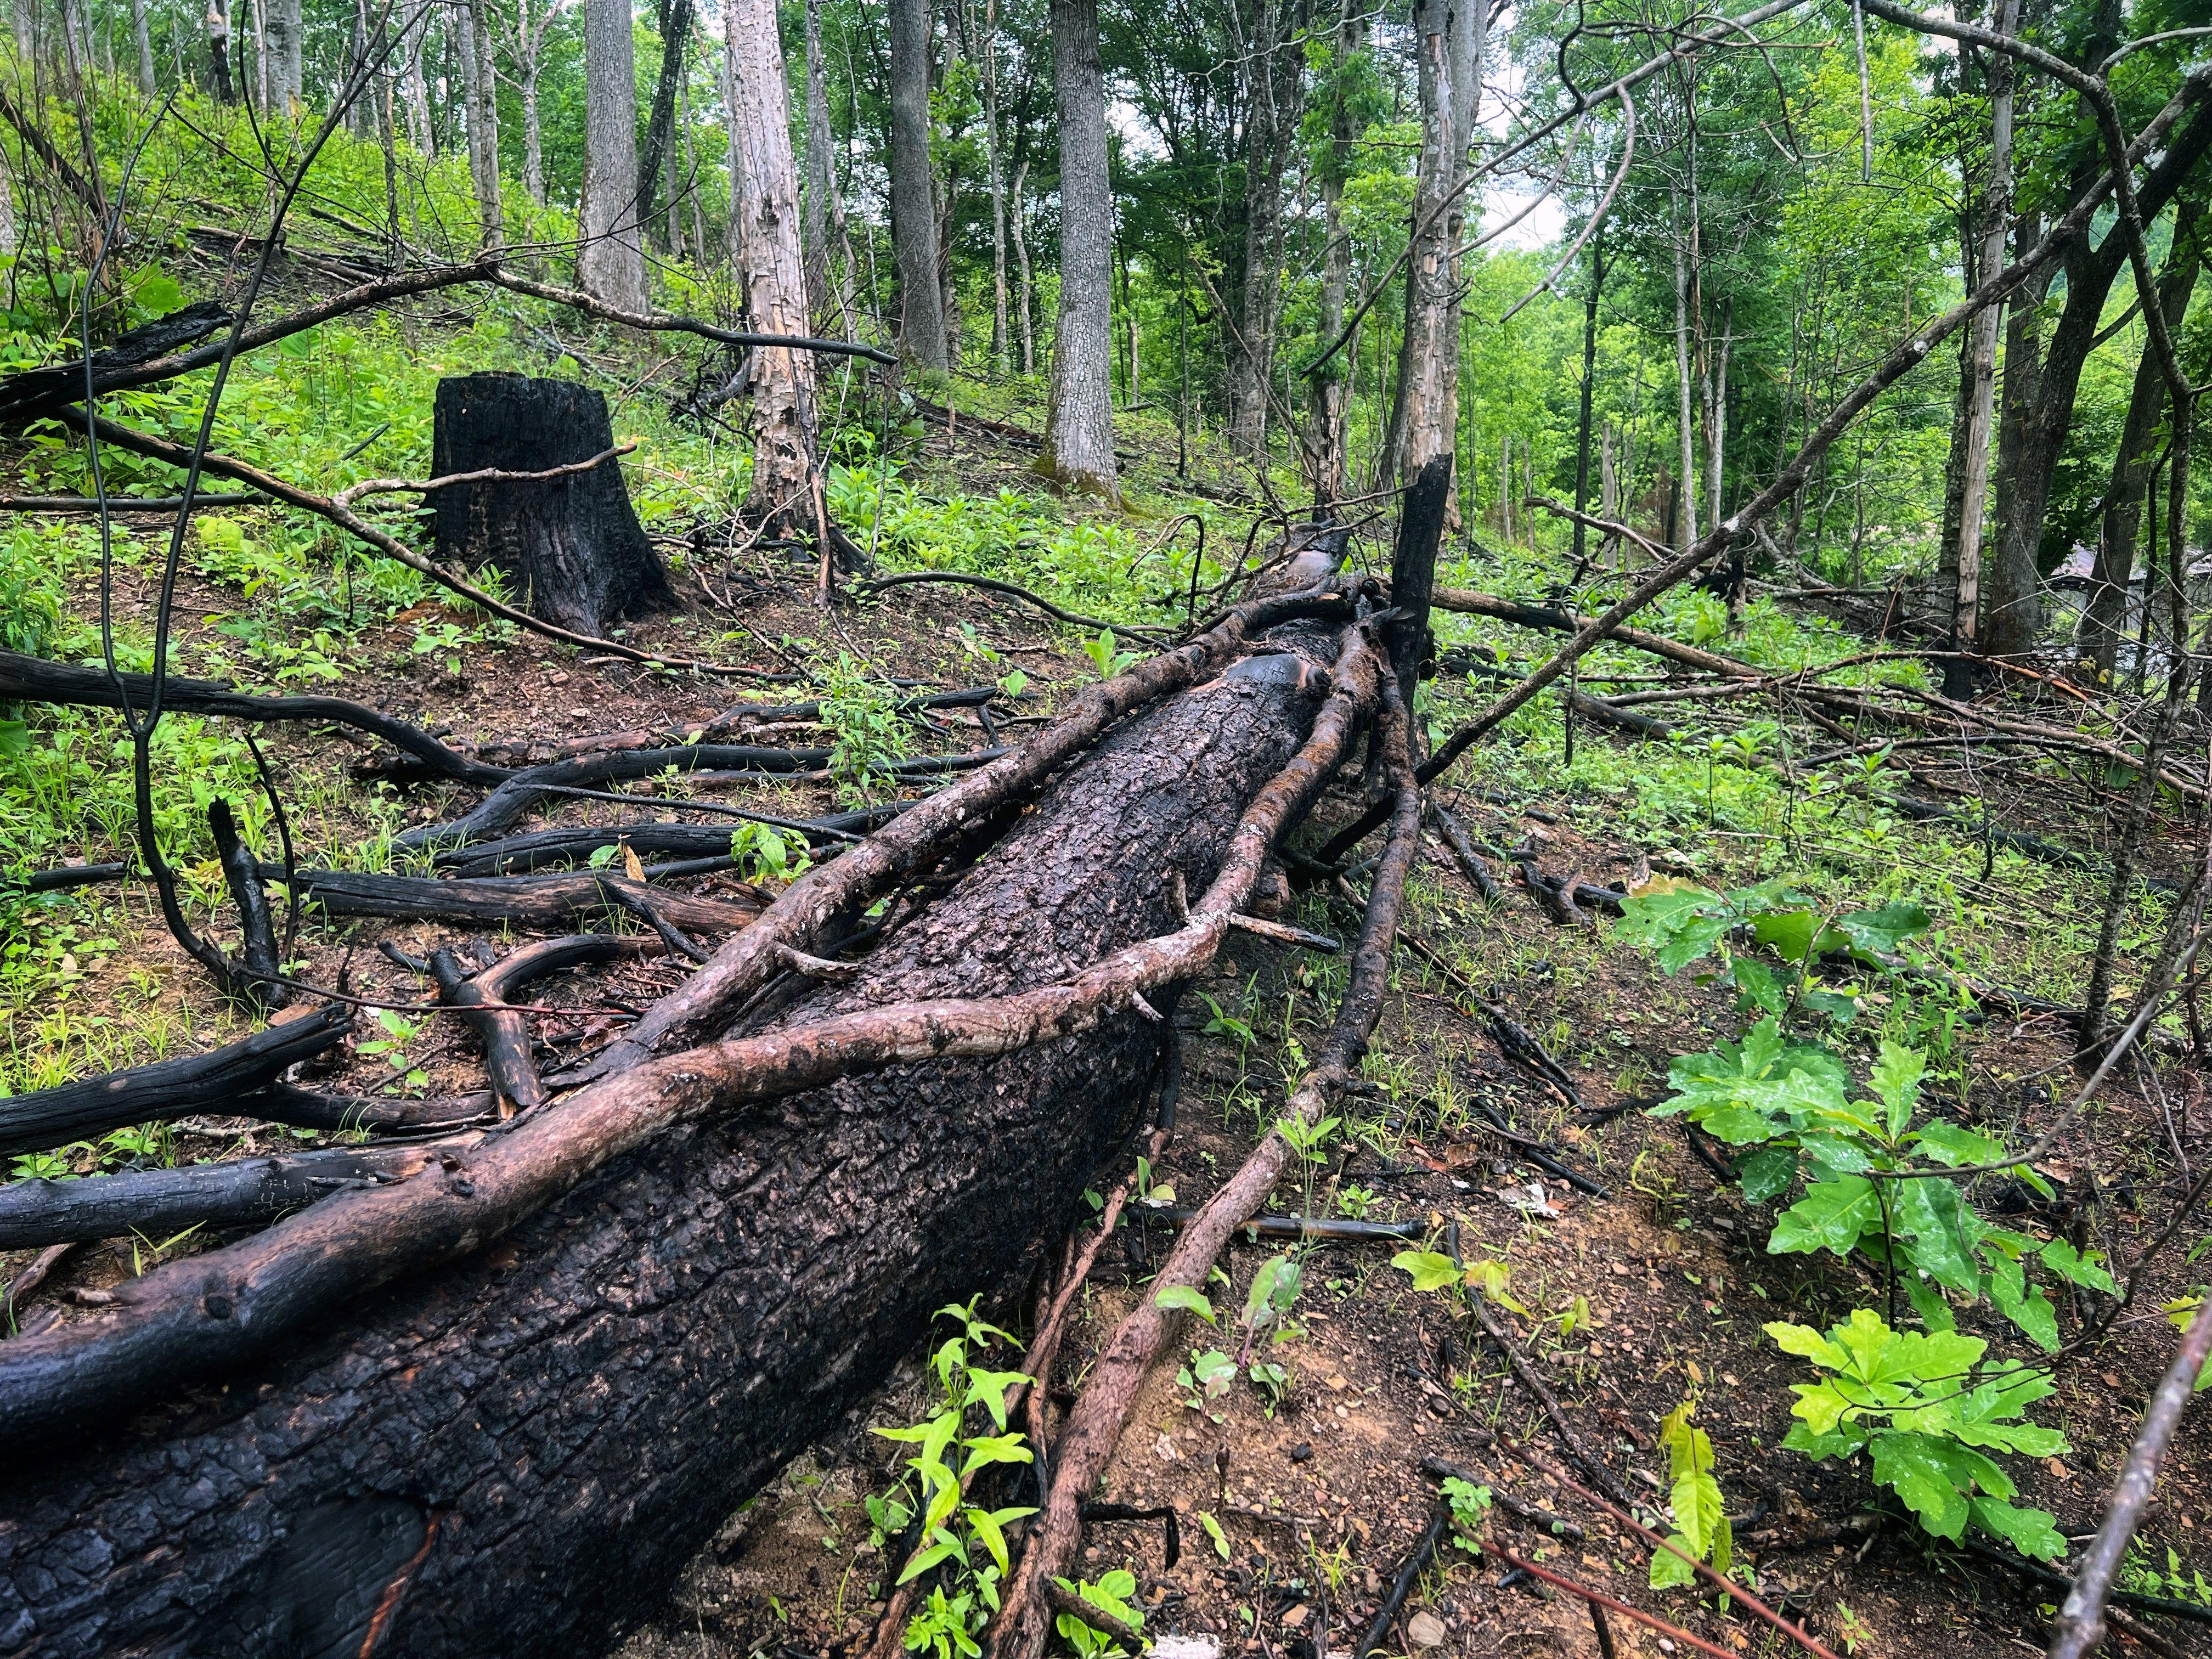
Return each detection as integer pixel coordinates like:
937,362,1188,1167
266,864,761,932
396,742,1008,852
0,600,1372,1658
0,1139,471,1251
0,1005,350,1157
431,806,900,876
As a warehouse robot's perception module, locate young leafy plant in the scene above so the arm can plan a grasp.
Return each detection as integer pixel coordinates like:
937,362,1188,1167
1654,1024,2112,1348
1765,1310,2069,1560
1050,1569,1144,1659
1648,1401,1729,1589
1391,1246,1526,1314
871,1300,1039,1649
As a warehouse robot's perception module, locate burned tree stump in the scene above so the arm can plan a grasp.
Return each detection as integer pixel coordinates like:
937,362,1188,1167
430,373,675,637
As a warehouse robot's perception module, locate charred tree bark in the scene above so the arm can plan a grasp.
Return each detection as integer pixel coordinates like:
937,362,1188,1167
0,622,1351,1659
430,373,674,638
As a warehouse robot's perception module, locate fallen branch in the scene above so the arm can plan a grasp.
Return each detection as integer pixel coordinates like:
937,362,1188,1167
2049,1295,2212,1659
0,1138,470,1250
856,571,1174,641
0,1006,349,1157
0,647,505,785
267,865,760,934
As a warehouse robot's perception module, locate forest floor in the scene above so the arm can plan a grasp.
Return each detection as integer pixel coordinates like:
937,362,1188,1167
5,324,2210,1659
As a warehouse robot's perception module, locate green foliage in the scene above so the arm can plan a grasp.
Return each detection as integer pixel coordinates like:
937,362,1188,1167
1391,1247,1526,1314
872,1300,1037,1649
1765,1310,2068,1560
1628,880,2112,1349
1649,1401,1730,1589
821,654,909,808
728,822,812,885
1440,1477,1492,1551
1050,1570,1143,1659
1166,1251,1305,1417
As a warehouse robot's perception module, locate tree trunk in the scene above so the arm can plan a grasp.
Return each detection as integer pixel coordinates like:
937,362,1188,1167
1571,238,1605,569
1038,0,1116,497
578,0,648,311
2078,196,2203,682
1702,294,1730,532
0,618,1348,1659
1985,96,2212,659
456,0,503,251
1383,0,1477,492
129,0,155,94
888,0,947,371
1302,0,1360,507
265,0,301,110
1949,0,2017,690
1225,0,1306,458
726,0,823,537
207,0,236,102
1670,186,1699,549
1011,154,1035,375
981,0,1009,374
521,60,545,203
431,373,674,637
803,0,835,323
636,0,696,244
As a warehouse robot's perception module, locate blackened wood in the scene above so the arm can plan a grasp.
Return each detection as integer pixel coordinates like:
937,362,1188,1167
0,621,1345,1659
0,1006,349,1156
0,1141,458,1250
209,800,286,1010
396,743,1003,852
0,647,504,785
1388,452,1453,702
265,865,760,933
432,808,895,876
430,373,674,637
0,301,228,426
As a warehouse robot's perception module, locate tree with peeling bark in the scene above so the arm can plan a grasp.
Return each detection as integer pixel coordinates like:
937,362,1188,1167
1037,0,1117,499
725,0,822,542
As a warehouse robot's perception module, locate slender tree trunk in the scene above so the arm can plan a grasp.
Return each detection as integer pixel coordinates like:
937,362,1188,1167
456,0,504,250
636,0,696,246
248,0,265,108
1224,0,1306,459
522,60,545,203
1571,239,1606,569
1387,0,1460,487
1703,295,1730,531
1302,0,1361,508
981,0,1009,374
1011,154,1034,375
1670,190,1698,549
802,0,835,322
207,0,236,101
1037,0,1116,499
130,0,155,93
887,0,947,371
578,0,647,310
726,0,821,535
2080,195,2204,682
400,10,432,151
1949,0,2017,690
